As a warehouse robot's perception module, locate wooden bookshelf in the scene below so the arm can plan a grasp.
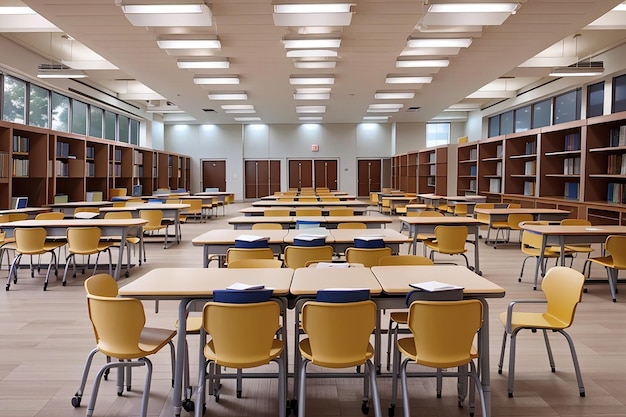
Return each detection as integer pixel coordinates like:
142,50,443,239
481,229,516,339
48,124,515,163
477,136,503,198
418,146,447,195
54,133,86,202
11,126,48,207
456,141,477,195
503,129,539,196
85,139,110,200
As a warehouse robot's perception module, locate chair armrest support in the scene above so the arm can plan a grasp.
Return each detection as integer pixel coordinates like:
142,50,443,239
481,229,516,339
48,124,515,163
505,300,547,333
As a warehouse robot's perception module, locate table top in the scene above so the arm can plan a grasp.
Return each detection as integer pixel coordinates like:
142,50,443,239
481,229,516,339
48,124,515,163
194,192,235,196
47,201,114,208
252,200,369,207
101,203,190,212
191,229,289,245
290,267,382,296
519,224,626,236
119,267,294,298
371,265,505,298
381,196,416,201
239,206,368,215
0,218,148,228
228,215,391,226
328,228,411,243
0,207,52,215
440,195,487,202
474,208,570,215
400,216,481,226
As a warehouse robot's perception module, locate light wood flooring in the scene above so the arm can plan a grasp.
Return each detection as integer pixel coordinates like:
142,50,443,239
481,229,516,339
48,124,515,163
1,203,626,417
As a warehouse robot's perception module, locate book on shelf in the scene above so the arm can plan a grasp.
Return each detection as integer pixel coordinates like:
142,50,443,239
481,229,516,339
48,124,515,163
609,125,626,147
86,162,95,177
86,146,95,159
428,152,436,163
114,148,122,162
429,165,436,175
563,157,581,175
525,141,536,155
133,150,143,165
12,158,29,176
469,165,477,176
496,144,503,158
496,161,502,176
469,179,477,192
0,152,8,178
607,154,626,175
12,135,29,153
607,183,626,204
524,160,536,175
469,148,477,160
427,177,436,187
523,181,535,196
564,182,579,200
564,132,581,151
489,178,501,193
56,141,70,158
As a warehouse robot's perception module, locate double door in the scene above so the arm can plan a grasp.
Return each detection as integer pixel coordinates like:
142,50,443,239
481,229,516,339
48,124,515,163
244,160,280,199
288,159,338,190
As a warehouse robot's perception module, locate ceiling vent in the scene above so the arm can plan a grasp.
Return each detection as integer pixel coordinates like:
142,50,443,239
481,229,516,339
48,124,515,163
407,106,421,112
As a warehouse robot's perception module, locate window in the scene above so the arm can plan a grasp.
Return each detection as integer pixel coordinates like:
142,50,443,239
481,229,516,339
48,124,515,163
488,115,500,137
532,99,551,128
130,119,139,145
118,115,129,143
514,106,531,132
587,81,604,118
89,106,103,138
51,92,70,132
104,110,116,140
71,100,87,135
613,74,626,113
2,75,26,123
553,88,581,124
29,84,49,128
426,123,450,147
500,110,514,135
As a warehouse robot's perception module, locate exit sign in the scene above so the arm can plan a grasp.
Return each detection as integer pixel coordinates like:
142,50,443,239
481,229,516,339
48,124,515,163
312,144,319,152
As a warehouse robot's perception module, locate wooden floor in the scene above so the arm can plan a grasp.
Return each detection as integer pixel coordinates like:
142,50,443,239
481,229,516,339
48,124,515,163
1,202,626,417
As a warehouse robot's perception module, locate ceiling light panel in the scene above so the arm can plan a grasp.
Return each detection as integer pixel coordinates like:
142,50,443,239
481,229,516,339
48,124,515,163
234,117,261,122
428,3,519,13
368,103,404,109
363,116,389,121
407,38,472,48
208,92,248,100
157,36,220,50
177,58,230,69
284,38,341,49
221,105,254,110
294,93,331,100
286,50,337,58
367,108,400,113
299,116,323,121
293,60,337,69
193,76,240,85
296,106,326,113
396,59,449,68
117,2,213,27
400,47,461,56
374,91,415,99
273,3,354,26
385,76,433,84
290,76,335,85
422,3,518,26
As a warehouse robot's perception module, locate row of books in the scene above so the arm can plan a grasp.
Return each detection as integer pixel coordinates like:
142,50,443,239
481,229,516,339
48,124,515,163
469,165,477,176
489,178,501,193
429,165,436,175
563,157,581,175
12,158,29,177
109,162,122,177
607,154,626,175
86,146,95,159
563,132,581,151
426,177,436,187
12,135,29,153
468,148,477,161
525,141,536,155
607,182,626,204
133,149,143,165
56,141,71,158
496,161,502,176
55,161,69,177
133,165,144,177
524,160,536,176
113,148,122,163
468,179,477,192
87,161,95,177
496,144,503,158
609,125,626,147
564,182,579,200
523,181,535,196
0,153,8,178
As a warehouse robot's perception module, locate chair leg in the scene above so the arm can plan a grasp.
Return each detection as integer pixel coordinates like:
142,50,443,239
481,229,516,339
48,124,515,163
541,329,556,372
6,253,22,291
298,359,310,417
400,359,411,417
365,360,382,417
71,347,100,408
42,251,56,291
506,329,521,397
498,330,508,375
557,329,586,397
607,267,618,302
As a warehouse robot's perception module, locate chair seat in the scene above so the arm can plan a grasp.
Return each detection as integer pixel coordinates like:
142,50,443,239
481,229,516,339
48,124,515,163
397,337,478,368
139,327,178,352
565,245,594,253
390,311,408,324
587,255,613,267
499,311,569,331
205,339,283,368
299,338,374,368
416,233,435,241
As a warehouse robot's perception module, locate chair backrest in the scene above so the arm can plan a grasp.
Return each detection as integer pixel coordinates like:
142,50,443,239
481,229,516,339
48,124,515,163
186,199,203,212
104,211,133,219
321,197,340,202
87,294,147,357
560,218,591,226
8,213,28,221
252,223,283,230
507,213,534,230
284,245,334,268
67,227,102,253
84,273,119,297
407,299,482,368
35,211,64,220
299,198,318,203
328,208,353,216
227,259,283,268
416,210,444,217
454,203,468,216
345,247,393,267
165,199,181,204
202,300,280,367
433,225,468,254
295,208,322,216
378,255,434,266
521,230,545,251
337,222,367,229
15,227,47,253
605,235,626,269
109,188,127,197
264,209,291,217
0,214,9,224
541,266,585,328
112,201,127,207
301,300,376,367
370,192,379,205
140,209,164,227
226,247,275,263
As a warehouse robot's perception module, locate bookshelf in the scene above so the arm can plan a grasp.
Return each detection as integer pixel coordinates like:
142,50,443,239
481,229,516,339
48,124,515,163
85,139,109,201
12,126,48,207
456,142,477,195
54,134,86,202
418,146,447,195
476,136,503,199
503,129,539,196
407,152,418,194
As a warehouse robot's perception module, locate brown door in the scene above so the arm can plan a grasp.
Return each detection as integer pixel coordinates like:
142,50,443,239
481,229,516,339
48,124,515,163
244,160,281,198
357,159,382,197
202,160,226,192
314,159,338,190
289,159,313,190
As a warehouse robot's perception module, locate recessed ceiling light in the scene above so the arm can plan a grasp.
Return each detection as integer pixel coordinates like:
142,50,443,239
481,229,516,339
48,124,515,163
374,91,415,99
549,66,605,77
120,4,204,14
273,3,354,26
295,88,332,94
193,76,240,85
234,117,261,122
286,50,338,58
274,4,353,13
363,116,389,121
366,108,400,113
294,93,331,100
385,76,433,84
293,60,337,69
428,3,518,13
208,92,248,100
400,47,461,56
407,38,472,48
368,103,404,109
221,104,254,110
224,109,256,114
290,76,335,85
177,58,230,69
157,36,221,49
284,38,341,49
118,2,212,26
396,59,450,68
299,116,323,121
296,106,326,113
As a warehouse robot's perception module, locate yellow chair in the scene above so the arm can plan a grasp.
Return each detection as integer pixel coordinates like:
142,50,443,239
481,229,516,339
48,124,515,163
518,229,567,290
560,219,595,273
283,245,334,269
424,225,471,269
112,201,127,207
63,227,114,285
109,188,127,198
295,208,322,216
252,223,283,230
320,197,340,202
507,203,521,208
406,210,444,253
264,209,291,216
337,222,367,229
380,198,392,215
453,202,469,217
6,227,65,291
80,293,176,417
195,299,287,416
345,247,392,267
586,235,626,302
8,213,28,222
390,300,485,417
226,247,275,264
140,209,170,249
370,192,379,209
104,211,143,275
328,207,353,216
297,298,380,417
227,259,283,268
491,213,534,249
181,198,204,222
378,255,434,370
35,212,64,220
298,197,318,202
498,266,585,398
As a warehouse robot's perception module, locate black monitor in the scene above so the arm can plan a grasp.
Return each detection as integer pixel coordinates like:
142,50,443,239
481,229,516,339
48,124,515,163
132,184,143,197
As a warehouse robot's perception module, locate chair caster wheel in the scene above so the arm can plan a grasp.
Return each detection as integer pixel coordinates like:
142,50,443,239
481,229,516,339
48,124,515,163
71,395,81,407
127,385,131,391
388,404,395,417
518,278,522,282
43,283,48,291
182,399,194,412
551,367,555,372
5,285,9,291
237,391,242,398
583,288,588,293
62,281,66,286
104,369,109,380
117,391,123,397
508,392,513,398
458,400,463,408
290,399,298,416
125,271,130,278
498,369,502,374
580,391,585,397
437,392,442,398
361,400,369,415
